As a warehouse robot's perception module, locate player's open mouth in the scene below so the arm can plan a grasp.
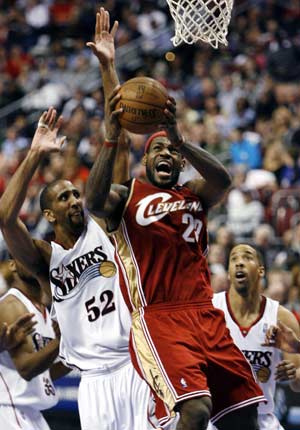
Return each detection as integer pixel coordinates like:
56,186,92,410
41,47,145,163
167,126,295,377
71,210,83,217
235,271,247,281
156,161,172,178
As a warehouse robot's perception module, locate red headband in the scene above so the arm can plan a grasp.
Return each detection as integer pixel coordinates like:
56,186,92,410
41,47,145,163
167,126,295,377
144,131,168,153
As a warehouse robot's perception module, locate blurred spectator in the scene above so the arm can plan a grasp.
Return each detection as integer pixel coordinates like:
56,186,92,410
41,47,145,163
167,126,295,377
218,74,244,120
211,272,230,294
252,223,278,270
208,243,227,276
1,126,29,159
263,139,296,186
229,128,262,170
265,269,292,306
25,0,50,32
227,186,265,238
214,225,235,266
229,97,256,130
267,31,300,82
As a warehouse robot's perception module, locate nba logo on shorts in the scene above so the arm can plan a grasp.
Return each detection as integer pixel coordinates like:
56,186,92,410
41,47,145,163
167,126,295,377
180,378,188,388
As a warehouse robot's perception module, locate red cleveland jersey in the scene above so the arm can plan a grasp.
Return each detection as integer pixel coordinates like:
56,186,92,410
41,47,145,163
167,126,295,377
113,179,213,310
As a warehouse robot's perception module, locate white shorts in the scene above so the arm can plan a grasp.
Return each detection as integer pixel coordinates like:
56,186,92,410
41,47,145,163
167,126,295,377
0,404,50,430
207,413,284,430
78,360,160,430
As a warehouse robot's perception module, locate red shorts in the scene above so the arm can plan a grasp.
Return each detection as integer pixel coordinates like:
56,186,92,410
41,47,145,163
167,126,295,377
130,302,265,424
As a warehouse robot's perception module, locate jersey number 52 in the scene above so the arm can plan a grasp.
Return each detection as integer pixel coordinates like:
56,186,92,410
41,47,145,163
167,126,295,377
85,290,116,322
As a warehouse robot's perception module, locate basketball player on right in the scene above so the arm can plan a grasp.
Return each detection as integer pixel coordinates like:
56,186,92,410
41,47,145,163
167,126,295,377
210,244,300,430
87,51,265,430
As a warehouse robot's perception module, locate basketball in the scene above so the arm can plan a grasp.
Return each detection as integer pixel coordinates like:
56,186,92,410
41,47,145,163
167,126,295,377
99,261,117,278
116,77,169,134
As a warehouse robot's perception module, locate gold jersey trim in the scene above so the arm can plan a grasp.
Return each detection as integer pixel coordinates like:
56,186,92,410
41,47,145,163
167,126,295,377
131,309,176,413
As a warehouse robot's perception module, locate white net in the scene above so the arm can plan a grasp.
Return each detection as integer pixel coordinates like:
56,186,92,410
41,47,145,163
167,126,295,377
166,0,234,48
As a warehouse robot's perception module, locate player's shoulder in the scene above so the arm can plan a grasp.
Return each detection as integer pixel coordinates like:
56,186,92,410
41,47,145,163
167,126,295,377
33,238,52,262
0,292,28,324
278,305,299,330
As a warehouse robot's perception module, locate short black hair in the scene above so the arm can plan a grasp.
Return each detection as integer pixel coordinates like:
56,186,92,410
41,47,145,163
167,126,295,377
253,247,264,266
39,180,62,212
230,244,264,267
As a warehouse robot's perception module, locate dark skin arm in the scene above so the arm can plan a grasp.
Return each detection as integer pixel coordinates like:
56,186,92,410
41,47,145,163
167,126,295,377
265,320,300,354
0,297,59,381
50,361,72,380
48,321,72,380
276,306,300,392
163,98,232,208
85,87,123,216
86,9,128,216
113,130,130,183
0,108,65,277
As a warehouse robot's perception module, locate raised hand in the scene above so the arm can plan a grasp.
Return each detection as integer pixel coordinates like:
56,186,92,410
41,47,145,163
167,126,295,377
31,107,65,155
0,313,37,352
264,320,300,353
86,7,118,66
162,97,184,147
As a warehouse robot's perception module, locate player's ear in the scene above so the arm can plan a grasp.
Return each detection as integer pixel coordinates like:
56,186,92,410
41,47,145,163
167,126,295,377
258,266,265,278
142,154,147,166
8,260,16,273
43,209,56,223
181,157,186,171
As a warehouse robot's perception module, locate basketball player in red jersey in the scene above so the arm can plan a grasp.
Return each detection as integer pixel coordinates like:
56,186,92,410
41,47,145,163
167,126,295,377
86,17,265,430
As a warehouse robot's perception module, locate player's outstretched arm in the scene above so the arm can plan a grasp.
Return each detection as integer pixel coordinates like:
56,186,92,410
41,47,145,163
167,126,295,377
87,8,130,186
162,97,232,209
0,108,65,276
265,320,300,354
86,87,127,218
0,313,37,352
87,7,120,100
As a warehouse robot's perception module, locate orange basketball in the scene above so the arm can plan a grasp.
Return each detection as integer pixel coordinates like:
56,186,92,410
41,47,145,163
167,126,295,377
116,77,169,134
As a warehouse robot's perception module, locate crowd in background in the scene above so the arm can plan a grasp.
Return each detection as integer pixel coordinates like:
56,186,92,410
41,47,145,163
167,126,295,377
0,0,300,322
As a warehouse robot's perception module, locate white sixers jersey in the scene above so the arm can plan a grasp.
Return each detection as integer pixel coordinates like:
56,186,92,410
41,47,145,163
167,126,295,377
213,292,281,415
49,215,131,371
0,288,58,410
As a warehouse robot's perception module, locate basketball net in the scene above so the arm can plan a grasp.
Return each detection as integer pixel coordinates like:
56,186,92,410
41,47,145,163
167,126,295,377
166,0,234,48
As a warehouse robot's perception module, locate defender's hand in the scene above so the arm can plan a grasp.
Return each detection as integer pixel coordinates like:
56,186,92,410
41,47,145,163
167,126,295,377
0,313,37,351
86,7,118,66
31,107,65,155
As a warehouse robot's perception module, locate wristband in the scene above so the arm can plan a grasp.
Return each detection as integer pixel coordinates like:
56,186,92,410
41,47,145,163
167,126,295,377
103,138,118,148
